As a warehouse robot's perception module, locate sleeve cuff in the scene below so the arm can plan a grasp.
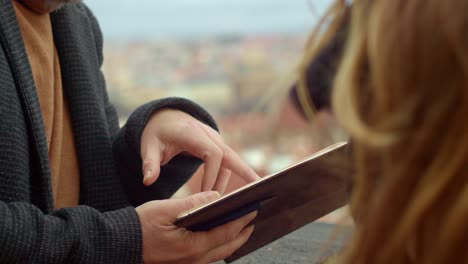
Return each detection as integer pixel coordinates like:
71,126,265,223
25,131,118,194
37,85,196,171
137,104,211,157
101,207,142,263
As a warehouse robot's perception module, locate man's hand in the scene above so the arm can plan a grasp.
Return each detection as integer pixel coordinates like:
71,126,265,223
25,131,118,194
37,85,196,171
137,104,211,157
141,109,260,193
136,191,257,264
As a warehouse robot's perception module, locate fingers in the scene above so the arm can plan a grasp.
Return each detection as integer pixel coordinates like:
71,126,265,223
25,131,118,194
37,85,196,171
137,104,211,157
137,194,256,264
140,108,259,191
202,225,255,263
170,124,224,192
168,191,221,220
140,138,162,186
199,123,260,184
212,168,231,194
200,144,223,192
191,211,257,253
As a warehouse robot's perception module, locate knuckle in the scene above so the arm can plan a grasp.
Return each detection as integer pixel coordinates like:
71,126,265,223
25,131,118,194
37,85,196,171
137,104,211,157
142,158,154,170
175,120,197,135
207,146,223,159
222,168,232,177
185,197,198,210
195,195,210,206
142,159,153,168
221,150,233,164
212,131,224,143
173,124,186,136
215,146,224,157
185,194,212,210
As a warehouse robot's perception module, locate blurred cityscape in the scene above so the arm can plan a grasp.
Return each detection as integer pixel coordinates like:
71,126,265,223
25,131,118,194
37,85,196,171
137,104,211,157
103,34,303,119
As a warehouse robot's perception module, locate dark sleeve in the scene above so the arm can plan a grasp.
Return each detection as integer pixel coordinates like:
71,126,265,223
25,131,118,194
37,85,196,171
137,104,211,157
0,202,141,263
82,5,219,206
290,16,349,116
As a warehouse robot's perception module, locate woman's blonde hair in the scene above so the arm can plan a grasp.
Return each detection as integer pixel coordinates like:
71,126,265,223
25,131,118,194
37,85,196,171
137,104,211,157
303,0,468,263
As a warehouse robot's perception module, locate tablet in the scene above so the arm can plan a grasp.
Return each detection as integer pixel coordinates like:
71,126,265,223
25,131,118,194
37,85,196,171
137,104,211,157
175,142,352,262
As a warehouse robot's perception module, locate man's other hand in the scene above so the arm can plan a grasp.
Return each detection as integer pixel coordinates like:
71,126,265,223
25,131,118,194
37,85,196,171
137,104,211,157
140,109,260,194
136,191,257,264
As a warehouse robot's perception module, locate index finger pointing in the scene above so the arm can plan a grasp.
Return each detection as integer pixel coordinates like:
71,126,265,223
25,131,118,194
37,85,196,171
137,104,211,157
199,124,260,183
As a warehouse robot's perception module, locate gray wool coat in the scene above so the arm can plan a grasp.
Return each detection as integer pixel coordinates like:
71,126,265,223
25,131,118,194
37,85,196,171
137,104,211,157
0,1,217,262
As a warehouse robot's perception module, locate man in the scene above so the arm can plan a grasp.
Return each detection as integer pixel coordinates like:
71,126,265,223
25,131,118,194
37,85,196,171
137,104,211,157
0,0,259,263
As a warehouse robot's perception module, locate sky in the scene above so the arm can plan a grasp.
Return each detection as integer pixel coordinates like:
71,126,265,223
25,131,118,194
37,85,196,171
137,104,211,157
85,0,333,40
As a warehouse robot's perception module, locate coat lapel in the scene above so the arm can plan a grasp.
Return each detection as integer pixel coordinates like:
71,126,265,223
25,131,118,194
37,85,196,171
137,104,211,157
50,5,128,211
0,0,53,211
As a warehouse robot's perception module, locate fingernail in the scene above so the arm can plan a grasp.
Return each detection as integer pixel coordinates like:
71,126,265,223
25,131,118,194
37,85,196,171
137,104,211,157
143,170,152,184
248,170,261,181
250,211,258,220
204,191,221,199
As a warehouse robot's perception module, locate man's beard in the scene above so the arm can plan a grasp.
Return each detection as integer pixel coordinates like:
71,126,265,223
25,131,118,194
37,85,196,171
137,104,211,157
18,0,81,14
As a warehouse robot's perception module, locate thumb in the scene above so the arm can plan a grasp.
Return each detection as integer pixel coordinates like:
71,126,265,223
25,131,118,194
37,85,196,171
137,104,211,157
170,191,221,220
141,140,162,186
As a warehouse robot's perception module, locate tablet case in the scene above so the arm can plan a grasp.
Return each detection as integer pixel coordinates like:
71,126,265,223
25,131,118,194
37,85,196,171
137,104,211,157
175,142,352,262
